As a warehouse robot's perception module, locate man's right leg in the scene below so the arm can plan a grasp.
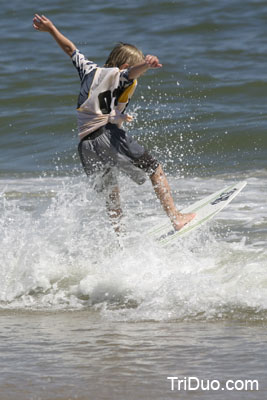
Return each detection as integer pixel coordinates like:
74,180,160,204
150,164,195,231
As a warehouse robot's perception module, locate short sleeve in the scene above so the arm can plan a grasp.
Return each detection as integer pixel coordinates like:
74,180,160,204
119,69,134,90
71,49,97,81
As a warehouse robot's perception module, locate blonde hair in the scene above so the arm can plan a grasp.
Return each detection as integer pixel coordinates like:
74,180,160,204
104,42,145,68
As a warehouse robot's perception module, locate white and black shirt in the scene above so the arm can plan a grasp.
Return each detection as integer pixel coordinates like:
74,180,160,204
72,49,137,139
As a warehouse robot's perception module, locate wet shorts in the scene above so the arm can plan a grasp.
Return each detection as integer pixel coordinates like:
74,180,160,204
78,123,159,192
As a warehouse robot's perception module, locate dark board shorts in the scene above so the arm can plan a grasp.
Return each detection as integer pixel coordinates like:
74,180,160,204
78,123,159,192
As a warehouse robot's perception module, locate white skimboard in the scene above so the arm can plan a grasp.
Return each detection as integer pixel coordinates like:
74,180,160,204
149,181,247,246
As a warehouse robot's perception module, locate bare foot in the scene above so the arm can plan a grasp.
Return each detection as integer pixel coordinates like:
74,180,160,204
171,212,196,231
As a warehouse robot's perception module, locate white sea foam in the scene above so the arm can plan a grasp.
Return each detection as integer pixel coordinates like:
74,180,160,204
0,172,266,321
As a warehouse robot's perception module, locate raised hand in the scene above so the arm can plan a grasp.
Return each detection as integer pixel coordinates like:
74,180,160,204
33,14,54,32
32,14,76,56
145,55,163,69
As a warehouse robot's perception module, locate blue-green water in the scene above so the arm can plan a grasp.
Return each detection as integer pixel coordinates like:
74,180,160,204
0,1,267,399
1,0,267,175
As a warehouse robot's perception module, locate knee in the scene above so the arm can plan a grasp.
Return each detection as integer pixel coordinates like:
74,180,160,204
150,164,163,181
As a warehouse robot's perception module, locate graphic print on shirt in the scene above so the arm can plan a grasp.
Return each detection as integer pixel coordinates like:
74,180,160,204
71,49,137,138
72,49,135,114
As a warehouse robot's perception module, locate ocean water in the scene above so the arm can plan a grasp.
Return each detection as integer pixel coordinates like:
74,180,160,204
0,0,267,399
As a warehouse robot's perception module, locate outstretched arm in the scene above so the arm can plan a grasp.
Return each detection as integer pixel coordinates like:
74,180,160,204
33,14,76,57
128,55,162,79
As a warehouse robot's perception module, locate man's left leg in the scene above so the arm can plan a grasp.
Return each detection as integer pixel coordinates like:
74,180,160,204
106,184,123,235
